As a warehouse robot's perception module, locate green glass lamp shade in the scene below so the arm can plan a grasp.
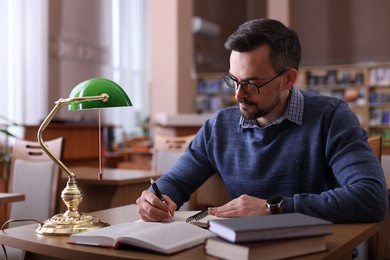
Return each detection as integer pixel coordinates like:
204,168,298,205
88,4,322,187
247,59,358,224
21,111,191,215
68,78,132,110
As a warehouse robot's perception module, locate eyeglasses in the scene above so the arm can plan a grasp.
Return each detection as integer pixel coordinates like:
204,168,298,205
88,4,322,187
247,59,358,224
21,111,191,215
223,69,288,95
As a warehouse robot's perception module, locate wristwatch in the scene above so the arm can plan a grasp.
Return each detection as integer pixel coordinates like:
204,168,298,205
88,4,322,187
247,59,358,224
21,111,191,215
266,195,284,214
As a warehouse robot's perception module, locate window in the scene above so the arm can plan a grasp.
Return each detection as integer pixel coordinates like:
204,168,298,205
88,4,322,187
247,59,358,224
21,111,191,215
0,0,48,140
0,0,150,146
105,0,150,139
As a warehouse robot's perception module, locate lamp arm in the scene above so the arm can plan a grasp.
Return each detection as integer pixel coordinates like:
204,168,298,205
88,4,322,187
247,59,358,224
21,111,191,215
62,93,109,104
37,94,108,178
38,99,74,177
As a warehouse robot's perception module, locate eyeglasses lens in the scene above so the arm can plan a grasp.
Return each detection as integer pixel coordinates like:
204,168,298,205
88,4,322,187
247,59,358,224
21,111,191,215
224,75,259,94
224,75,236,89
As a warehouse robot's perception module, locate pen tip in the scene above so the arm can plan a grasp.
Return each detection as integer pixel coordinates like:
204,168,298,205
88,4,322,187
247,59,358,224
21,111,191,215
150,178,154,184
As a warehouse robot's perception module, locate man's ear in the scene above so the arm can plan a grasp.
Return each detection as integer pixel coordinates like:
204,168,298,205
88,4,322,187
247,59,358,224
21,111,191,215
284,69,298,88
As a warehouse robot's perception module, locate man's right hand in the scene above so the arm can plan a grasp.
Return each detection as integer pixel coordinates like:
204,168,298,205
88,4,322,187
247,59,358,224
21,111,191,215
136,190,177,222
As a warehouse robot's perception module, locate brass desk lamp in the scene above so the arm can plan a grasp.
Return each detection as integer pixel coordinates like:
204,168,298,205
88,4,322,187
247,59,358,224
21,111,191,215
35,78,132,235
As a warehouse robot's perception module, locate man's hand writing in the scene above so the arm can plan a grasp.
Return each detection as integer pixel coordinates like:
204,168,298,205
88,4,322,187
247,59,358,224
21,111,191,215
136,190,177,222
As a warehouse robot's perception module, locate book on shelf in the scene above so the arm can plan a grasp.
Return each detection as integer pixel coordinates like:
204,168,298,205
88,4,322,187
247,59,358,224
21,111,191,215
68,221,215,255
208,213,332,243
204,235,327,260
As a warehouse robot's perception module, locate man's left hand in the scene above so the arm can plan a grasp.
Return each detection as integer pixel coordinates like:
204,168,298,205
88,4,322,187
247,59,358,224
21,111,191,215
208,194,271,217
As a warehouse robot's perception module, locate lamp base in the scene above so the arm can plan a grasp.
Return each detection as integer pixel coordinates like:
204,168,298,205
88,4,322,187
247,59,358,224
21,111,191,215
36,212,109,235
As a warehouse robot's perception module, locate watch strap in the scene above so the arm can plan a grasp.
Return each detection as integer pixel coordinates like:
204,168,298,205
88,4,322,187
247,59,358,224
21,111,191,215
266,195,283,214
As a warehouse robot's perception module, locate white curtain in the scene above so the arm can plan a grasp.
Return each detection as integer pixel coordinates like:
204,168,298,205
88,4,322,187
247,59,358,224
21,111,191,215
103,0,150,139
0,0,48,138
0,0,149,143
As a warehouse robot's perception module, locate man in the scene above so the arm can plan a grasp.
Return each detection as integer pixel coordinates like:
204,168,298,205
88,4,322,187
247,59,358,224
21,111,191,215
136,18,388,223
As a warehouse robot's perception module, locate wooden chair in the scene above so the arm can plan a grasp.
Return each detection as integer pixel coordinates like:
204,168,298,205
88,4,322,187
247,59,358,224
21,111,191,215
151,134,195,210
368,135,382,161
152,134,196,173
4,138,64,259
153,134,195,151
354,136,383,259
7,137,64,227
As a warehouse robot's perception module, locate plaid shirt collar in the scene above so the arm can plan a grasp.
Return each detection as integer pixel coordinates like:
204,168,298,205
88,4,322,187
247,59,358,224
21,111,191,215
240,86,304,129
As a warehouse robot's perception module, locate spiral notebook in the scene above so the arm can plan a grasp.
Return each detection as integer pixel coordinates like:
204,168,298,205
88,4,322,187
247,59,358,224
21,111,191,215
173,210,223,228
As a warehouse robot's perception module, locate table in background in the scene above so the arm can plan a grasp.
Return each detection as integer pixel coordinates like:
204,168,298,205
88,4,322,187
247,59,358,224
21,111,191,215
0,193,25,204
0,193,25,227
0,204,381,260
58,167,161,213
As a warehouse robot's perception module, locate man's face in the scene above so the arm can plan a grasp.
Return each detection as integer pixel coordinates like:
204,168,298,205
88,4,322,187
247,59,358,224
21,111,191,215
228,45,288,124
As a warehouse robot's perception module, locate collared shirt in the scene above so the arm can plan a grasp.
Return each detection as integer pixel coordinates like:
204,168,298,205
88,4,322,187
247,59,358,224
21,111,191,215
240,86,304,129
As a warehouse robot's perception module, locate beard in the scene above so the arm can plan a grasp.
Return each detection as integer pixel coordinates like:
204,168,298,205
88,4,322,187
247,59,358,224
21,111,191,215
238,96,281,120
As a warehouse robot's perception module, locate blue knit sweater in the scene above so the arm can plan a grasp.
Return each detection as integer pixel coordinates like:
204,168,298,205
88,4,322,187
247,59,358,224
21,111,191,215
156,89,388,223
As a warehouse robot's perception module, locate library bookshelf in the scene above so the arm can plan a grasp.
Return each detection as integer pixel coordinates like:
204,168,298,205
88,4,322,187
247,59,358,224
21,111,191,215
298,63,390,154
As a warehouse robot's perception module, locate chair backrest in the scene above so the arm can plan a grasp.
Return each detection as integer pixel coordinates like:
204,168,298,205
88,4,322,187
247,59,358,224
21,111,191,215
152,134,196,210
154,134,195,152
7,137,64,227
368,136,382,161
152,134,196,174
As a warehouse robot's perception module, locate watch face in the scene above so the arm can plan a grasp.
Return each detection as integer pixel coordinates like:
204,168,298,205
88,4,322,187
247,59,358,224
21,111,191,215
267,195,283,206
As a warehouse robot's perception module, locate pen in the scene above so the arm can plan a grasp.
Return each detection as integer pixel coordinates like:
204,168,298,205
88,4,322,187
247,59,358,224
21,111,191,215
150,178,174,221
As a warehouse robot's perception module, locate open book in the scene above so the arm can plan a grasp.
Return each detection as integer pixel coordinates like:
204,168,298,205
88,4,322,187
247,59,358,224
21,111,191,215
68,221,215,255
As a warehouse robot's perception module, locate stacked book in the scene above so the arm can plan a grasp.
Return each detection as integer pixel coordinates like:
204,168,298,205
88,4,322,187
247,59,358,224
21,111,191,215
204,213,332,260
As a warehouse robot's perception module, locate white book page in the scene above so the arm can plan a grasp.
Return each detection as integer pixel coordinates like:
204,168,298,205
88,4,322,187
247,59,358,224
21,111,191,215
69,222,161,246
70,221,215,254
119,222,215,254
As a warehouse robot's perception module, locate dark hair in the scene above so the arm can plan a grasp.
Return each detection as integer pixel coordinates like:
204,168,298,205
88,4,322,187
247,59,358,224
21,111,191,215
224,18,301,72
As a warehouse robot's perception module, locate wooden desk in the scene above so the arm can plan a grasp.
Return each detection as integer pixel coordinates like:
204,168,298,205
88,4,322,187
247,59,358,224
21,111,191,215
58,167,161,213
0,193,25,204
0,204,380,260
0,193,25,225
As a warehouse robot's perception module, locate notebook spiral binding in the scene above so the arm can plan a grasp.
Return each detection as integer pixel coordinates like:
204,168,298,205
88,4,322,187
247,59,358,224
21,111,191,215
186,209,209,223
